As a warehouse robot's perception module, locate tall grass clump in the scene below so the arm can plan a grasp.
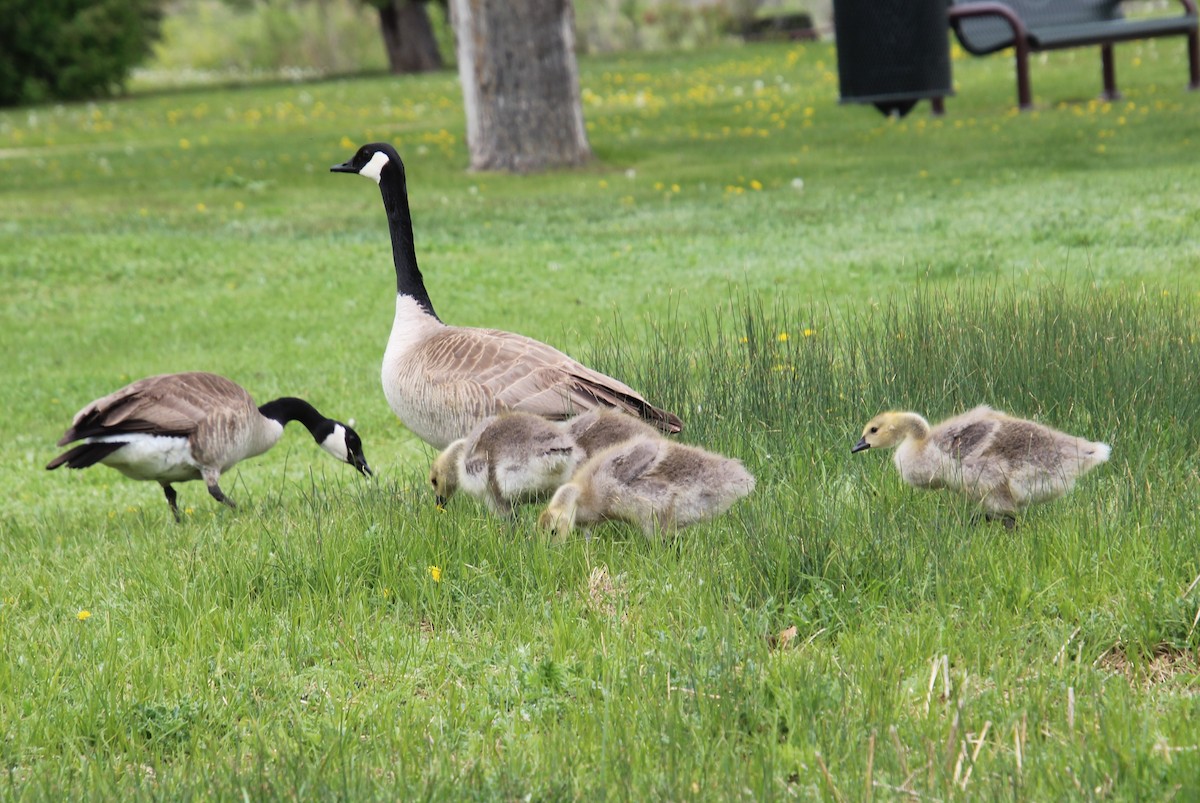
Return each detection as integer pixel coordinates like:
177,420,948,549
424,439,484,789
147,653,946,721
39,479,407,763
592,282,1200,650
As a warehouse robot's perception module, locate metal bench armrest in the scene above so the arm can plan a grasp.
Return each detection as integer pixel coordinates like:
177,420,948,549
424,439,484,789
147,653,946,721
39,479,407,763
947,2,1031,45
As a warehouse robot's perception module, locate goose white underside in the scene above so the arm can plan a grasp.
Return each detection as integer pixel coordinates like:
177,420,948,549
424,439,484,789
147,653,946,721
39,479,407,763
92,434,202,483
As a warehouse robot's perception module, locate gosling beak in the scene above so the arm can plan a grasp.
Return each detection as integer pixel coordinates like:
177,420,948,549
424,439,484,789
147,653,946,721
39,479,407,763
435,496,447,509
851,437,870,454
351,455,373,477
330,160,358,174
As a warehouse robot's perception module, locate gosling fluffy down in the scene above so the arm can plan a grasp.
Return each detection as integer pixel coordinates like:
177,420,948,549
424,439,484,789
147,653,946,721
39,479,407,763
428,408,659,516
852,405,1110,519
429,411,581,516
538,434,756,539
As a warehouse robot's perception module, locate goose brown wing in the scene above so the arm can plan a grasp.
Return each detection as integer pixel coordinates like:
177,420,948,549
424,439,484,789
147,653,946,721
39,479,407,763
57,372,254,445
426,328,682,432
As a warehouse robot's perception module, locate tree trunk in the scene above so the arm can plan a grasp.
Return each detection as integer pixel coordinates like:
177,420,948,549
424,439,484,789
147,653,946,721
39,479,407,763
377,1,443,74
450,0,592,172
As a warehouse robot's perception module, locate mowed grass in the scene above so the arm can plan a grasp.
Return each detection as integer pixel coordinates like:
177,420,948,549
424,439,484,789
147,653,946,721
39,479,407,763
2,37,1199,799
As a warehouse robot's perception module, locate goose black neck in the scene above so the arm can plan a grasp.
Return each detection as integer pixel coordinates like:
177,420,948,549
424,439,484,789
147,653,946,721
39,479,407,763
379,168,439,321
259,398,330,442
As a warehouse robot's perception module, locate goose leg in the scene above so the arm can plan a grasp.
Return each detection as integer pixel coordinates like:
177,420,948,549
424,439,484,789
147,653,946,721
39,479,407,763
161,483,183,523
202,469,237,509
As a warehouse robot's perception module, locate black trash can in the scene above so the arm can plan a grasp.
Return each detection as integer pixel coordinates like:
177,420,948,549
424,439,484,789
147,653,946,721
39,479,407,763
832,0,953,117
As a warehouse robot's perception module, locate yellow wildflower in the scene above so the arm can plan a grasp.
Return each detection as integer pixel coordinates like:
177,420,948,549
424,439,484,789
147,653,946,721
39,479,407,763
777,332,789,342
803,328,815,337
428,566,442,583
77,610,91,621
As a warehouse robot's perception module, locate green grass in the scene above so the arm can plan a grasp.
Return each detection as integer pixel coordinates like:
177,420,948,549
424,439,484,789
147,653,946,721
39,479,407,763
2,38,1199,799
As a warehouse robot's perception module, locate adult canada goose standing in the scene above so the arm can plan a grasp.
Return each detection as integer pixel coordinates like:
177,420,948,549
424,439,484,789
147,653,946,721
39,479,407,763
331,142,683,449
47,372,372,521
852,405,1110,526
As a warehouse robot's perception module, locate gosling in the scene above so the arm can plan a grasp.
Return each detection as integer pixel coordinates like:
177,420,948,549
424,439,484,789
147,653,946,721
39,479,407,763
429,408,660,516
537,435,756,540
429,411,582,517
852,405,1110,525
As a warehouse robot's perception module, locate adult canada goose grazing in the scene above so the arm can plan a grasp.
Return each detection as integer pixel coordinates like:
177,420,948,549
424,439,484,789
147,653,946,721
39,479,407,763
46,372,372,521
429,411,582,516
852,405,1110,526
330,142,683,449
537,434,756,540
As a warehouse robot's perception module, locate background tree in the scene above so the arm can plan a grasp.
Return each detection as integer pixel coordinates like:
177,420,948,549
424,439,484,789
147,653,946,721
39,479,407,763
366,0,445,74
450,0,592,172
0,0,163,107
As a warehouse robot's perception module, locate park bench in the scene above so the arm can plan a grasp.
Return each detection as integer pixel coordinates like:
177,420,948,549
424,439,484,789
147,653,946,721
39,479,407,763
947,0,1200,109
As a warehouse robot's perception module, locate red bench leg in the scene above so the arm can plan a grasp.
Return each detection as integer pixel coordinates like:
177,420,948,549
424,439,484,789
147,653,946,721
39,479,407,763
1015,40,1033,109
1189,30,1199,90
1102,45,1121,100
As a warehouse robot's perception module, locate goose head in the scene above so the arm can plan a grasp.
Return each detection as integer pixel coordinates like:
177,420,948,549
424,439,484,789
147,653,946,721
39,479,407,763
315,420,373,476
852,411,924,453
538,484,581,540
429,439,465,507
331,142,403,185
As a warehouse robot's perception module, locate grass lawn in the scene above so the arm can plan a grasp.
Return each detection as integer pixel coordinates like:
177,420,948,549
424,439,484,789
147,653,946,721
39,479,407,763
2,35,1199,799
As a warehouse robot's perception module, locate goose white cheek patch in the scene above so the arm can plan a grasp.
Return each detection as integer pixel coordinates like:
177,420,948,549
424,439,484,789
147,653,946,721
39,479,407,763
360,151,389,184
321,425,350,461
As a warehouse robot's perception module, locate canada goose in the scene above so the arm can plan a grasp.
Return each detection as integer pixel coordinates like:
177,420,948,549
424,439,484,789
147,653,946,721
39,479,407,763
330,142,683,449
537,434,756,539
852,405,1110,525
429,411,582,516
47,372,372,521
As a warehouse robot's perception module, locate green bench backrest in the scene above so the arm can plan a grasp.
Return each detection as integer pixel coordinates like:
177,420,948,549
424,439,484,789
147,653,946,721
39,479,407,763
952,0,1123,54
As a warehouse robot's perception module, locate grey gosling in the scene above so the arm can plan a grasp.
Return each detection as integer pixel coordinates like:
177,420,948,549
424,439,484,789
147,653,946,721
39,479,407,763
429,411,581,517
428,408,657,516
47,372,372,521
538,434,756,540
852,405,1110,526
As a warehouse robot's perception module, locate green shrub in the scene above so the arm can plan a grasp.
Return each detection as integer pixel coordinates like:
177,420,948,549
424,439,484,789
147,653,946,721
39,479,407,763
0,0,163,106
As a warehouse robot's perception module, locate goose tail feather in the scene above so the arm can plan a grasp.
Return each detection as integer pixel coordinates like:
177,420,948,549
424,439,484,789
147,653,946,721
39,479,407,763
46,441,125,471
570,374,682,434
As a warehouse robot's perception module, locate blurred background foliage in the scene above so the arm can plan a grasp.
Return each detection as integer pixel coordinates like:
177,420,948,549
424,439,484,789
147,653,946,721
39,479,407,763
1,0,830,102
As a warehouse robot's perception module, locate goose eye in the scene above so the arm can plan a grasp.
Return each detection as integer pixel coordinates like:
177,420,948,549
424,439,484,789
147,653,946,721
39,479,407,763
869,426,879,434
430,478,438,488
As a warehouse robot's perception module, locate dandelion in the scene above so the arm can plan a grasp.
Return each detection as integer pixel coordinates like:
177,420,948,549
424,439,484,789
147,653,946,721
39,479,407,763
234,201,245,211
598,180,608,189
340,135,355,149
749,179,763,191
77,610,91,621
179,138,190,150
803,328,815,337
196,202,207,213
428,566,442,582
777,332,789,342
